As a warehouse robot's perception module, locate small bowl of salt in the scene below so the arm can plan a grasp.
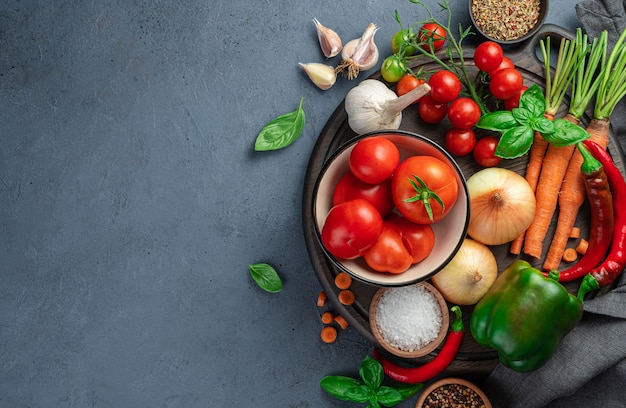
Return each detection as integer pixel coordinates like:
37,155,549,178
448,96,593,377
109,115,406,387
369,282,449,359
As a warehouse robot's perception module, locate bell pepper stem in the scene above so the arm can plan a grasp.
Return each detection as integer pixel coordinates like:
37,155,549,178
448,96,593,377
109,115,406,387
450,305,464,332
578,273,600,302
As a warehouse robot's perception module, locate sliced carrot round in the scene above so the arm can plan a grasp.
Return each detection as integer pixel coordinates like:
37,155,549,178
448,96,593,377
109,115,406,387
321,326,338,343
338,289,355,306
334,272,353,290
321,311,334,324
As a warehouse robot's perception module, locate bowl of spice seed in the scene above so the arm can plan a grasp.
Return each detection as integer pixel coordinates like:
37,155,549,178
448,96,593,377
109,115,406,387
369,282,449,359
469,0,548,46
416,377,492,408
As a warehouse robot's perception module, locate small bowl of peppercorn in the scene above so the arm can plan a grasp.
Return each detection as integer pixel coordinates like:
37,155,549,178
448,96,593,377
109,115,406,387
469,0,548,46
416,377,492,408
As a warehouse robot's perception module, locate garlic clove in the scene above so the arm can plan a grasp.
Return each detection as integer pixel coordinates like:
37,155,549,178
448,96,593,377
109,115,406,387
299,62,337,90
313,18,343,58
336,22,379,80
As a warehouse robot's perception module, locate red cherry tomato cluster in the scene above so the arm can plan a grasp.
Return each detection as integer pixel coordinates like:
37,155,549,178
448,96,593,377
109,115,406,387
395,41,526,168
320,136,460,274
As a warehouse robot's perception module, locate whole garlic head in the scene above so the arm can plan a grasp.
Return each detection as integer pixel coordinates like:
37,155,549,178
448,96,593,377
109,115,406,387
345,79,430,134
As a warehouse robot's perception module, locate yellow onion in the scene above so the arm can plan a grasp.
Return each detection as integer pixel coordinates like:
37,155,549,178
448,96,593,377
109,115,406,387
466,167,536,246
431,238,497,305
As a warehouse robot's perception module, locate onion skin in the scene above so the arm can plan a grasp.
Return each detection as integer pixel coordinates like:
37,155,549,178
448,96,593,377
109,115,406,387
431,238,498,305
466,168,536,246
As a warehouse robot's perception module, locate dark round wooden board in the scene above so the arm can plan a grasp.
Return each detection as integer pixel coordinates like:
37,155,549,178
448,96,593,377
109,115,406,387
302,24,626,374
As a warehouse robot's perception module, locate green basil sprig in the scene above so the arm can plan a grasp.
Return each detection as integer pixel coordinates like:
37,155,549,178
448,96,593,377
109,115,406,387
475,84,589,159
248,263,282,293
254,97,305,151
320,356,423,407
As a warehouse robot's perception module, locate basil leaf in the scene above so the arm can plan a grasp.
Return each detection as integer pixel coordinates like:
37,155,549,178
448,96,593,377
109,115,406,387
345,384,371,403
359,356,384,389
376,386,404,407
320,376,363,401
248,263,282,293
519,83,545,116
476,111,517,132
532,116,555,134
511,107,534,125
255,97,305,151
542,119,590,146
393,383,425,400
496,125,534,158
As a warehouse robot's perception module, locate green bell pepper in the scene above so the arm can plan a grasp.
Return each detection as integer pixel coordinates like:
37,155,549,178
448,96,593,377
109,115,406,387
470,260,595,372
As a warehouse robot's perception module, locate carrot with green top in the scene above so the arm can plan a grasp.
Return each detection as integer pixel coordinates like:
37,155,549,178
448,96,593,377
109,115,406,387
523,31,590,259
543,31,608,270
510,33,585,255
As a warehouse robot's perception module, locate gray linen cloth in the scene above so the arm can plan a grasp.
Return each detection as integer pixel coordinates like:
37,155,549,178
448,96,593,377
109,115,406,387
482,1,626,407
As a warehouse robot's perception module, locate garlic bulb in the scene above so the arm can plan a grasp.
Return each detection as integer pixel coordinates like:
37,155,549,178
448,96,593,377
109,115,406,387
313,18,342,58
431,238,498,305
299,62,336,90
466,167,536,246
336,23,379,80
344,79,430,134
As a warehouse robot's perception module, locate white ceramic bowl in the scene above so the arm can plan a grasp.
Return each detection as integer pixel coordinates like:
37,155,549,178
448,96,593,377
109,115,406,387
312,130,469,287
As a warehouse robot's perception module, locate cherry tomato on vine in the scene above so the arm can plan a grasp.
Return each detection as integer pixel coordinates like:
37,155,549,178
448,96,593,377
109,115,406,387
473,41,504,73
489,68,523,100
349,137,400,184
488,56,515,76
504,85,528,110
392,156,459,224
396,73,426,104
332,172,395,218
418,94,448,124
321,199,383,260
391,29,417,56
363,220,413,274
474,136,503,167
418,23,446,52
381,55,407,83
447,97,481,129
428,70,461,103
445,127,476,156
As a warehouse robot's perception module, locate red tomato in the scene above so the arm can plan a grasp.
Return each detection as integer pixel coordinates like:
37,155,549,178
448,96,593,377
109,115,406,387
447,97,481,129
418,94,448,124
473,41,504,73
396,73,426,104
428,70,461,103
321,199,383,260
418,23,446,52
363,221,413,274
349,137,400,184
504,85,528,110
487,56,515,76
445,127,476,156
332,171,394,218
388,214,435,263
474,136,503,167
392,156,459,224
489,68,523,100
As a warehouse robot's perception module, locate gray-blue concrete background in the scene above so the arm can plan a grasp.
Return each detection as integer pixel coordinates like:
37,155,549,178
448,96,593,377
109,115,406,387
0,1,587,407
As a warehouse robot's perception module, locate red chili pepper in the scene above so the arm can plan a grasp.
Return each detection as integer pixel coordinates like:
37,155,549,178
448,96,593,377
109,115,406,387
372,306,464,384
583,140,626,287
559,143,614,282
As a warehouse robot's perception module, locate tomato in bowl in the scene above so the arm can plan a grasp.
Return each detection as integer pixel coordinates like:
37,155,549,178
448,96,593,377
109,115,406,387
311,130,470,287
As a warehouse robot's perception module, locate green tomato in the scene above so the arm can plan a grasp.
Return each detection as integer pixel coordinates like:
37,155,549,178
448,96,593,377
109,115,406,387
380,55,407,83
391,29,417,56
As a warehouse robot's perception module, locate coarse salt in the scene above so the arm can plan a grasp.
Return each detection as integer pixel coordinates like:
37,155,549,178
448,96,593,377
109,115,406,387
375,284,443,352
